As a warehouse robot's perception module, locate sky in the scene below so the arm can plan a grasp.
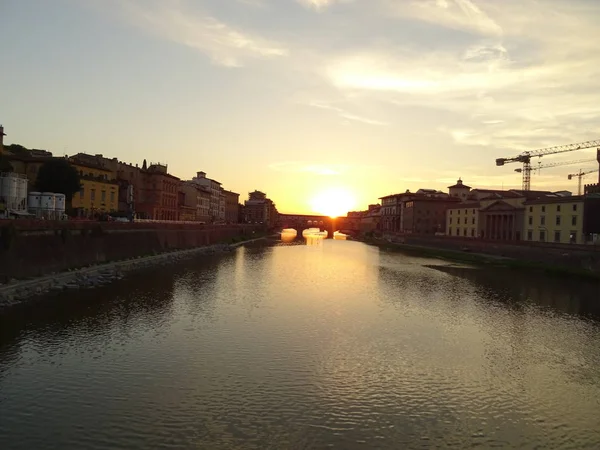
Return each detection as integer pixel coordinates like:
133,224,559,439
2,0,600,214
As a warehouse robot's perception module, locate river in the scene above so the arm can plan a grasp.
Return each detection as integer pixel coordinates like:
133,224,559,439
1,240,600,449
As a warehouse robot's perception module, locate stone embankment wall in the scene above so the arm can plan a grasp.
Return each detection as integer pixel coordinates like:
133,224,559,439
0,221,263,282
399,235,600,274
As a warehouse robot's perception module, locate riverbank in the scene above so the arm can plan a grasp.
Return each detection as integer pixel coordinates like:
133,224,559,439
0,236,269,308
364,237,600,280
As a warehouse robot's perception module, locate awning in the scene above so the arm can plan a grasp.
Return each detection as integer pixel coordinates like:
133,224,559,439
8,210,34,216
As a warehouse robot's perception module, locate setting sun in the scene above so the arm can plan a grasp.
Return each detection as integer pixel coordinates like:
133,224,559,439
310,188,357,218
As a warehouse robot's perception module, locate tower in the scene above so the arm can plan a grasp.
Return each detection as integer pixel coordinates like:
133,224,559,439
597,148,600,185
0,125,5,155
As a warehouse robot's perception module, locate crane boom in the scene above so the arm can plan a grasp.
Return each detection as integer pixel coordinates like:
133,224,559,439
535,158,596,171
495,140,600,191
567,168,600,195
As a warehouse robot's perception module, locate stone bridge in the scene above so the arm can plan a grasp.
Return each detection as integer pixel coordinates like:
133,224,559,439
276,214,358,238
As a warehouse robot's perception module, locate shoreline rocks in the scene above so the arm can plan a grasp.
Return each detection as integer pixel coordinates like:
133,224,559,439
0,241,258,309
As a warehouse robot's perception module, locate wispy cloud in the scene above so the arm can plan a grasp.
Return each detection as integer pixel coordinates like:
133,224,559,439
384,0,503,36
117,0,288,67
307,101,388,126
324,0,600,151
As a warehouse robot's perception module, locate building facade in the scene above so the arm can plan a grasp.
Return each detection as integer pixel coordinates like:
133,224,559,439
69,154,119,217
244,190,278,227
446,202,480,237
190,172,223,222
223,190,240,223
138,163,180,221
523,196,585,244
402,196,460,234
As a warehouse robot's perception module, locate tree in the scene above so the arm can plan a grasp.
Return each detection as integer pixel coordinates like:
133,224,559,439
0,155,13,172
36,159,81,201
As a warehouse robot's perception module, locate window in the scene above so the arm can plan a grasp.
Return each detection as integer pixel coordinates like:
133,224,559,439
450,210,452,215
450,217,453,224
464,209,468,215
557,205,561,212
463,228,467,236
541,206,546,213
528,216,533,225
471,228,475,237
572,216,577,226
539,230,546,242
529,206,533,212
541,216,545,226
527,230,533,241
472,209,476,214
101,190,106,202
554,231,561,243
464,217,467,224
79,188,84,199
457,210,460,215
573,204,578,212
110,191,115,203
472,218,476,225
91,189,96,201
556,216,561,226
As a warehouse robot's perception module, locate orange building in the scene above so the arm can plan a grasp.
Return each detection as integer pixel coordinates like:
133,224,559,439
137,163,179,221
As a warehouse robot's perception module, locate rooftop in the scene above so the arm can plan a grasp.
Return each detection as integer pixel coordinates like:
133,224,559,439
523,195,584,205
448,178,471,189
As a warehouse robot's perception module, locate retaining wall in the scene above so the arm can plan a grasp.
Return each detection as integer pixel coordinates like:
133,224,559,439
0,220,263,281
400,235,600,273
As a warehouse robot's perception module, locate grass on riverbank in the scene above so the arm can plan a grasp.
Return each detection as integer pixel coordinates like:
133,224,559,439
362,238,600,281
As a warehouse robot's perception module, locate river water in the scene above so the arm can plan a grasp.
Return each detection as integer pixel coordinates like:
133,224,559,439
1,240,600,449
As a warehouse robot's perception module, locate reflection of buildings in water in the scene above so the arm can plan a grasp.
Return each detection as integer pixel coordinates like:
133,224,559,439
429,265,600,318
0,270,178,369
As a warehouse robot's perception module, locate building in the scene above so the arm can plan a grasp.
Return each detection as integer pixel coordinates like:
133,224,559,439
379,193,405,233
223,189,240,223
4,145,57,188
360,204,381,234
69,154,119,217
189,172,223,222
523,195,585,244
138,163,179,221
448,178,471,200
402,195,460,234
178,182,211,222
244,190,278,227
446,202,480,238
177,183,197,222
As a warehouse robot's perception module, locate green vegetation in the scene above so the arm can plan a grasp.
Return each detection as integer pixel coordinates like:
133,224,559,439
35,159,81,201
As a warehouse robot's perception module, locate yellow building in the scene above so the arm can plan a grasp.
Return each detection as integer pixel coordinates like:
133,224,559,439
523,196,585,244
69,156,119,217
446,202,480,237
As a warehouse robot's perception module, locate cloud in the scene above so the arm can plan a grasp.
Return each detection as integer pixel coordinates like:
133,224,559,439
383,0,503,36
307,101,388,126
268,161,347,175
296,0,340,11
323,0,600,152
117,0,288,67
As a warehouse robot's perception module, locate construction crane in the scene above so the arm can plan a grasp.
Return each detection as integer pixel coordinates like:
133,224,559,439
568,168,600,195
495,140,600,191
